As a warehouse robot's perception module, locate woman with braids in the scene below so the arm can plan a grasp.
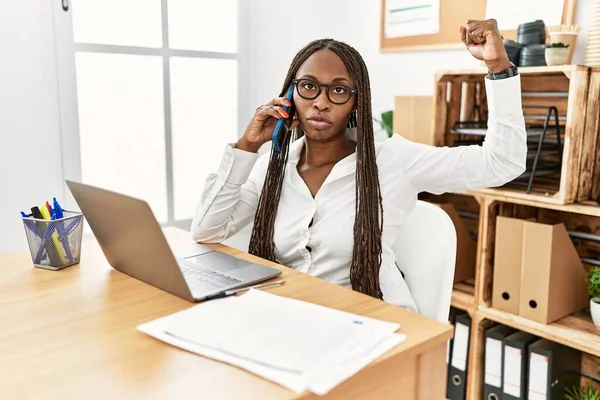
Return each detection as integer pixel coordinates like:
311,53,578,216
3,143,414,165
191,19,526,312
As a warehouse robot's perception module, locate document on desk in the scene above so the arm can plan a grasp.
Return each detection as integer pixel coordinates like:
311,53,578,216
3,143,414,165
138,289,407,395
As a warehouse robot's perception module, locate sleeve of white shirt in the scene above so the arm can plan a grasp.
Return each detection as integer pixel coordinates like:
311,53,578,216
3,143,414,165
389,75,527,194
190,144,267,243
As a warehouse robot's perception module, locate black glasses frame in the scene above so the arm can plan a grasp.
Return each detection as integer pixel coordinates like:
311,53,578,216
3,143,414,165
292,78,357,105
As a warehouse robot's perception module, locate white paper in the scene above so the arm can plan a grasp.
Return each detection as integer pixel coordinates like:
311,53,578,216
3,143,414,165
528,353,549,400
503,346,522,398
451,322,469,371
484,338,502,387
486,0,564,31
137,290,406,395
384,0,440,38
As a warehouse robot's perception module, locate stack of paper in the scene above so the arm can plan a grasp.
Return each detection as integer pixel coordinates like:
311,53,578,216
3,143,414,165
137,290,407,396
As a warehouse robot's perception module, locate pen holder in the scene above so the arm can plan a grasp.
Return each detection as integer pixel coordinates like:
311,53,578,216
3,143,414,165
21,211,84,270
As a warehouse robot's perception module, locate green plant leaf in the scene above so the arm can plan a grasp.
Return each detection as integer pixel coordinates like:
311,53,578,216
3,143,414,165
587,267,600,298
547,41,570,48
380,110,394,138
566,384,582,400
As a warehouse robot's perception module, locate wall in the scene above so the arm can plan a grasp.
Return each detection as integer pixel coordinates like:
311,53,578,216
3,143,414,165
0,0,593,255
241,0,593,126
0,0,64,254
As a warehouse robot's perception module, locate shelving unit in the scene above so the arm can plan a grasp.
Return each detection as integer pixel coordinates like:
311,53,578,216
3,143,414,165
433,65,600,205
420,65,600,400
420,191,600,399
478,306,600,357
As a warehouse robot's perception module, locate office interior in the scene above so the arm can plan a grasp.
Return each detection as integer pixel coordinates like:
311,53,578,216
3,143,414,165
2,0,600,399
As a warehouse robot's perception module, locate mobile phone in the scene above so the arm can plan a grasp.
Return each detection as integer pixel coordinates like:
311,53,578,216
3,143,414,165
272,84,295,152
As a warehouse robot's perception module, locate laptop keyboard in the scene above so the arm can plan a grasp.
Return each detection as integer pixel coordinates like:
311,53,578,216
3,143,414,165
177,258,242,291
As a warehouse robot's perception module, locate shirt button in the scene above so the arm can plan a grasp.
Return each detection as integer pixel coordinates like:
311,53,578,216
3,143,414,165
305,246,312,252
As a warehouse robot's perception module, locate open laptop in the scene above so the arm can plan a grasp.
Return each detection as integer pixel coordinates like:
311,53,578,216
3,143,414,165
66,180,281,302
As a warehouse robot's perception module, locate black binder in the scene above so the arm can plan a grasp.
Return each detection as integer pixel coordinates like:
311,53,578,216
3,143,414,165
502,331,539,400
482,324,516,400
446,307,464,399
447,312,471,400
527,338,581,399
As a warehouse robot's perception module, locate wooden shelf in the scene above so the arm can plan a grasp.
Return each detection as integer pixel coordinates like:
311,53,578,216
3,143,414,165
451,282,476,312
456,190,600,216
436,64,584,78
478,306,600,357
451,289,475,312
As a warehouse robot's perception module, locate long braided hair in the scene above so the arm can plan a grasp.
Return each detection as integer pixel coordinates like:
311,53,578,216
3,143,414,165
248,39,384,299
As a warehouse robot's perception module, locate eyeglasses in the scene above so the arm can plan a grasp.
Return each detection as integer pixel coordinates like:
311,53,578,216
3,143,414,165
293,78,357,105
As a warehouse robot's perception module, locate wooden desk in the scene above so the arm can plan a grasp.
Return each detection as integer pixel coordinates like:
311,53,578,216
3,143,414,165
0,228,453,400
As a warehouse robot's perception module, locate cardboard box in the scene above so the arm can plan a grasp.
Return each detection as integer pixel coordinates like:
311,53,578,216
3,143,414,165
393,96,434,145
519,221,588,324
492,217,525,315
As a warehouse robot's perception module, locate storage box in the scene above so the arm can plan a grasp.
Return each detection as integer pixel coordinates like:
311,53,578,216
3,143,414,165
491,215,588,324
393,96,434,145
519,220,588,324
492,216,525,314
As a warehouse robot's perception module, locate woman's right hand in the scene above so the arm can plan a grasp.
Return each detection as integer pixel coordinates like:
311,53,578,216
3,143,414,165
235,97,299,153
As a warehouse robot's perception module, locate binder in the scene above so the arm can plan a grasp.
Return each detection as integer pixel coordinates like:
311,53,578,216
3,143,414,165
483,324,516,400
528,338,581,400
446,307,465,399
447,313,471,400
446,307,464,361
503,331,539,400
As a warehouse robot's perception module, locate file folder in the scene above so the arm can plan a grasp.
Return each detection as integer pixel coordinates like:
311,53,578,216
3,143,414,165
503,331,539,400
447,313,471,400
483,324,516,400
528,338,581,400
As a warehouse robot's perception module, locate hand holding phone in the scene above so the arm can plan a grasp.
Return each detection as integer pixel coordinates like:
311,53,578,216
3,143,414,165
237,84,298,153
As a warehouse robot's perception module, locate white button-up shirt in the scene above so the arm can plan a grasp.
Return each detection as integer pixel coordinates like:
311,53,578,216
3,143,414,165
191,75,527,312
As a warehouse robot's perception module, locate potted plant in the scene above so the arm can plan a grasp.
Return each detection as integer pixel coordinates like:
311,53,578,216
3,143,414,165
545,42,570,65
587,267,600,326
565,383,600,400
374,110,394,138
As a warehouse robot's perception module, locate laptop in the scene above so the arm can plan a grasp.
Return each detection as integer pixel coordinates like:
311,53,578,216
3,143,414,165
66,180,281,302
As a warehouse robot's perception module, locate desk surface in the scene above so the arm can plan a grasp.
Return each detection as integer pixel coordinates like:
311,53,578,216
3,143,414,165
0,228,452,399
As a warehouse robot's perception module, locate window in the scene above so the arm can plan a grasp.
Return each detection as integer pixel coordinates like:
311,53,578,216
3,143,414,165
59,0,239,228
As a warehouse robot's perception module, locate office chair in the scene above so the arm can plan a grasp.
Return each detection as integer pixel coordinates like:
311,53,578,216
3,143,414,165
223,200,457,323
392,200,457,323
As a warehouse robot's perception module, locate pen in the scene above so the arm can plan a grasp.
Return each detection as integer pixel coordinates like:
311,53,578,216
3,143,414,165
205,280,285,300
21,211,41,238
51,197,74,262
39,204,67,265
